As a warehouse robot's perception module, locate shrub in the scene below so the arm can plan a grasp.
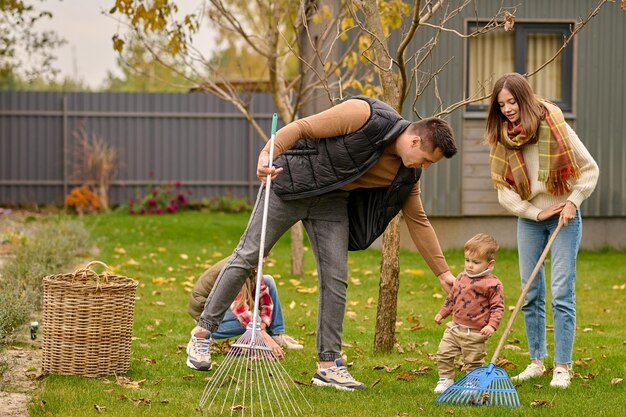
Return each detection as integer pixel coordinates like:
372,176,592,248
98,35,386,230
0,285,32,343
199,194,252,213
65,186,100,214
0,218,91,305
129,181,192,215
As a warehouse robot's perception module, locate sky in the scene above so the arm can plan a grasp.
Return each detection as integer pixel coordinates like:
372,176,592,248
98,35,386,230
37,0,214,89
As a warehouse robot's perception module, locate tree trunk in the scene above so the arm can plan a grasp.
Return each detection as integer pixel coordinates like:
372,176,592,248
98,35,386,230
374,214,401,352
290,222,304,275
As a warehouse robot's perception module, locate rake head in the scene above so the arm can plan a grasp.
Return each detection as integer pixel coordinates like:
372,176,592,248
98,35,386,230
199,323,311,416
435,363,520,408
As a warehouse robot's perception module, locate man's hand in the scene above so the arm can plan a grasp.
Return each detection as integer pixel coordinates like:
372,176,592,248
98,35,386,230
480,325,495,336
257,151,283,183
434,313,443,325
437,271,455,293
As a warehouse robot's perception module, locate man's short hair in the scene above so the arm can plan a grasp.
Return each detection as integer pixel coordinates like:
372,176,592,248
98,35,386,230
409,117,457,158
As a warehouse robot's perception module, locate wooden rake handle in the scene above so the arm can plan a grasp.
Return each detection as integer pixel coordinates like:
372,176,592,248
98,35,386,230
489,221,564,364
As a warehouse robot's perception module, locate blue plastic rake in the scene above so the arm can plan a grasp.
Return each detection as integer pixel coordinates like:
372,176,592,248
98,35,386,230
436,223,563,408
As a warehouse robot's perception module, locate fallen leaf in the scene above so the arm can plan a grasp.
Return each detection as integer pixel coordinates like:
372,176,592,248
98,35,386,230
296,286,317,294
611,377,623,385
504,344,521,351
157,247,167,252
94,404,106,412
530,399,552,407
371,377,383,388
289,301,296,310
289,279,301,287
180,253,189,260
404,268,424,276
350,278,362,286
367,297,375,305
432,293,443,299
115,376,146,389
346,311,358,321
396,371,416,381
114,247,126,254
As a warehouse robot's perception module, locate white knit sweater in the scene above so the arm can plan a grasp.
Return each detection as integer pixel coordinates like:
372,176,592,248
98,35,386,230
497,123,599,220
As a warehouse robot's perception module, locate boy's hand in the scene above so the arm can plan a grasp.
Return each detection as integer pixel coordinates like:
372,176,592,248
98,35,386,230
434,314,443,325
480,325,495,336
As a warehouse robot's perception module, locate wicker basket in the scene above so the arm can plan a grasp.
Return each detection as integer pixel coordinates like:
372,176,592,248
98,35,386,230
42,261,138,377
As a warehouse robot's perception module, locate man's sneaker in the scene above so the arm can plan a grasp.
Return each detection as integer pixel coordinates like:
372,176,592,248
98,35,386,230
186,333,212,371
550,367,571,388
311,359,366,391
511,363,546,382
272,334,303,350
434,378,454,394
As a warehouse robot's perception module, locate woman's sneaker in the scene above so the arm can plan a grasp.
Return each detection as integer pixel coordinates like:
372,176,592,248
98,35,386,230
311,359,366,391
271,334,303,350
550,367,571,388
186,332,212,371
511,363,546,382
434,378,454,394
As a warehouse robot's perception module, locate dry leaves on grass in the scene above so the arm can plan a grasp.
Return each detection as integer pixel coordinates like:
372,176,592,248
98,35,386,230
530,399,552,407
611,377,623,385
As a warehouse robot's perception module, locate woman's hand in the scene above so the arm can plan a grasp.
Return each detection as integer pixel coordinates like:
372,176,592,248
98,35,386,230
537,202,566,221
559,201,577,226
257,151,283,183
261,329,285,359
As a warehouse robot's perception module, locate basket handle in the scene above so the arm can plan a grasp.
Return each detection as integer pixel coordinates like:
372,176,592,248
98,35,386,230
72,260,113,283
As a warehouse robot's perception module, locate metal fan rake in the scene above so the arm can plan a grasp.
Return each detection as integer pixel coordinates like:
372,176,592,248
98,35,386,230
198,113,311,416
436,222,563,408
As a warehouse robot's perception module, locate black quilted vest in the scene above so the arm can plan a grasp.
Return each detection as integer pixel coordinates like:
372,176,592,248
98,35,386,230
272,96,422,250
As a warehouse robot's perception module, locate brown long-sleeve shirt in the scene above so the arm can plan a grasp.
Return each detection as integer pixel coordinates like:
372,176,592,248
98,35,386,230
262,99,449,276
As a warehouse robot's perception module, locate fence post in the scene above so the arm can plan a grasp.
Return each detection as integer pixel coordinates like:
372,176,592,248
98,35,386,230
62,94,68,207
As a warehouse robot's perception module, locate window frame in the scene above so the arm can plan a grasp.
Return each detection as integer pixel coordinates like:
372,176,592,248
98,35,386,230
465,20,575,113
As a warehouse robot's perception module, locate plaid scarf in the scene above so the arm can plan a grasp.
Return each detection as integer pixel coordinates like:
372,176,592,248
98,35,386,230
489,100,580,200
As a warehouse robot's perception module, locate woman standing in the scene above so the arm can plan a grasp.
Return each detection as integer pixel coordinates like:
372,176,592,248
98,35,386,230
485,73,599,388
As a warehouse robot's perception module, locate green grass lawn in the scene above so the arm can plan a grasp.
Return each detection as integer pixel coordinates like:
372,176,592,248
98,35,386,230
29,211,625,416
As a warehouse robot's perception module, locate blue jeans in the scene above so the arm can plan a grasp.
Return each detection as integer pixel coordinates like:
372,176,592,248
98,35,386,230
517,210,581,366
199,186,349,362
212,275,285,339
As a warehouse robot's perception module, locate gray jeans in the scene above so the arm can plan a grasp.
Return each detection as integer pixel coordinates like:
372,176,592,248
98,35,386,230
199,186,349,362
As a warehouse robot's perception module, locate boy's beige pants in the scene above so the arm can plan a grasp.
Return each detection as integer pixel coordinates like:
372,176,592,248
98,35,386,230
436,321,489,379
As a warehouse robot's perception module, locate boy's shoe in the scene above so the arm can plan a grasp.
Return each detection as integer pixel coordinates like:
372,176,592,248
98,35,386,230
272,334,303,350
511,363,546,382
186,333,212,371
550,367,571,388
434,378,454,394
311,359,366,391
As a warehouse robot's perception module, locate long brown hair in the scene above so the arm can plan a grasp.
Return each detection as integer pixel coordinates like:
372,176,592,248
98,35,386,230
485,73,544,146
234,274,255,309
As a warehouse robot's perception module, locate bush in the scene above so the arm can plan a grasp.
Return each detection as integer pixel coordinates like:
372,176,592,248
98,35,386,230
0,285,32,343
128,181,192,214
65,185,100,214
198,194,252,213
0,218,91,305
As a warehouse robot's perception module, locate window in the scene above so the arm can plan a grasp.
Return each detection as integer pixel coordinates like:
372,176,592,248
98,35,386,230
466,22,574,112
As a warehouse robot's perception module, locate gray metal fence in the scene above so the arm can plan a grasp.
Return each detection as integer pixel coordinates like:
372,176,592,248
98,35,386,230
0,91,277,206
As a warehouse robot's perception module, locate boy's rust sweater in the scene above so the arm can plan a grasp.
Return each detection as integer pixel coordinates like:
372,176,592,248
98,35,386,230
438,272,504,330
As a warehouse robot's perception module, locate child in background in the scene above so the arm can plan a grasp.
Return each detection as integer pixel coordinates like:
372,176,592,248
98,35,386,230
433,233,504,394
186,256,303,371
